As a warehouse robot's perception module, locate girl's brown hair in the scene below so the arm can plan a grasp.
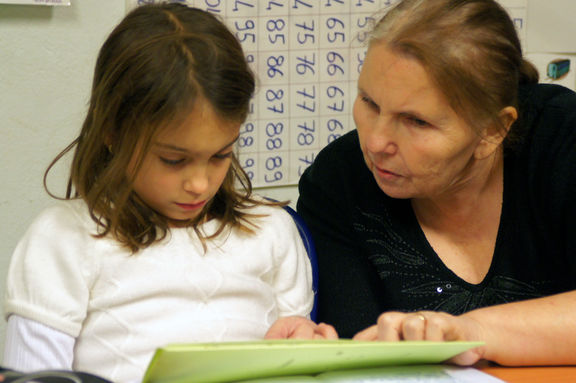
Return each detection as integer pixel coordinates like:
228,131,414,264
45,3,267,252
370,0,539,145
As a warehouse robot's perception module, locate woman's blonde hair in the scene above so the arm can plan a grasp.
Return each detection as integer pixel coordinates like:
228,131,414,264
370,0,539,144
45,3,271,252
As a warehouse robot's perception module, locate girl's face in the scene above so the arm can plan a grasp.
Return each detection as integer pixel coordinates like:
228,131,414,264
130,99,240,226
354,44,492,200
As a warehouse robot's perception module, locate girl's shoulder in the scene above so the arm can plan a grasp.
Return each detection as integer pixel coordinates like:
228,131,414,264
28,199,97,237
233,196,298,234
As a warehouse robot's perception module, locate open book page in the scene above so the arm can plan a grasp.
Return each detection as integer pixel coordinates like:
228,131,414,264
241,365,505,383
143,340,485,383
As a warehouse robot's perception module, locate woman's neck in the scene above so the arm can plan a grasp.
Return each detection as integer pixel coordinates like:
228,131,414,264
411,149,504,230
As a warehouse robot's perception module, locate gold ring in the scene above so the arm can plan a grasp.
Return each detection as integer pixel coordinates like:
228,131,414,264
416,313,426,323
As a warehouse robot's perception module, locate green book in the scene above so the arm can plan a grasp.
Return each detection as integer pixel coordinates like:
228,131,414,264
142,340,483,383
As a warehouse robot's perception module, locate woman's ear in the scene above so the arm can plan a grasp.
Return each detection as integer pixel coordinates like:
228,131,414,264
474,106,518,160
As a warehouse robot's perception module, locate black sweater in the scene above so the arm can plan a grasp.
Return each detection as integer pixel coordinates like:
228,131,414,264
297,84,576,338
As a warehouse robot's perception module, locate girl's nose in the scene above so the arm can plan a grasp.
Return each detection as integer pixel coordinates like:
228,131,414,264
183,165,209,195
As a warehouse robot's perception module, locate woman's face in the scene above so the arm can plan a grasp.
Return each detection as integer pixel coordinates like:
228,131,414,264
354,44,490,200
129,99,240,226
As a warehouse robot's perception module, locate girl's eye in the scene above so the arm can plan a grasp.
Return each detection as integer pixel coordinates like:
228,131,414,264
160,157,185,166
213,152,233,160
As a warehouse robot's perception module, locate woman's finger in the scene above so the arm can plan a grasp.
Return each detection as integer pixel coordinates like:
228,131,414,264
401,312,428,340
352,325,378,341
376,312,404,341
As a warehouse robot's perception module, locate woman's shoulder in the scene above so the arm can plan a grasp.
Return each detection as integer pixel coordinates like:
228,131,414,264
520,83,576,119
516,84,576,149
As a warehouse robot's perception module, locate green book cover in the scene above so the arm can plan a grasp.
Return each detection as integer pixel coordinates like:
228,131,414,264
142,340,483,383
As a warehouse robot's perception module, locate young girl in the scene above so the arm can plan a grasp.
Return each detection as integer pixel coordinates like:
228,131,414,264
2,4,316,383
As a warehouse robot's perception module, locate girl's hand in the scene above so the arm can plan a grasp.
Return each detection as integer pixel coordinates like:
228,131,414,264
352,311,486,365
265,316,339,340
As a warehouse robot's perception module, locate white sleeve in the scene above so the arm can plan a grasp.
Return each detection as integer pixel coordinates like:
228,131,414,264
4,202,95,337
2,314,74,372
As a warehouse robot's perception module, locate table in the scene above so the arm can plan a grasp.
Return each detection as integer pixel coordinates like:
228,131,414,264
479,362,576,382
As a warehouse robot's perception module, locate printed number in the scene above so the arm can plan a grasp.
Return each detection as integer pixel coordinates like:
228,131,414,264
266,122,284,150
238,136,254,148
233,0,255,12
293,0,312,8
265,171,283,183
235,20,255,43
265,156,282,170
296,54,316,75
204,0,223,13
327,85,344,98
267,19,286,44
326,17,345,29
327,118,344,131
326,51,345,76
295,20,315,44
327,120,344,143
266,137,283,150
355,0,376,6
266,1,283,10
266,89,285,114
266,122,284,136
326,17,345,43
242,158,255,181
267,55,285,78
240,122,255,134
297,133,314,146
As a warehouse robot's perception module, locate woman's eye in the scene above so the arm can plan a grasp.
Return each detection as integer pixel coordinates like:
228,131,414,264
160,157,185,166
405,115,430,128
361,96,379,110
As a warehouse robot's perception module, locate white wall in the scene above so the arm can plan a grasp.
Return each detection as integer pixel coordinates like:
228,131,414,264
0,1,300,359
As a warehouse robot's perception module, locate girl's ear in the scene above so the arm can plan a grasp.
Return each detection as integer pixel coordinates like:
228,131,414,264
104,134,115,153
474,106,518,160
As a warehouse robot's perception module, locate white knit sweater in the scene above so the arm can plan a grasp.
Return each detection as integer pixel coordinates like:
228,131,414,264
4,199,313,383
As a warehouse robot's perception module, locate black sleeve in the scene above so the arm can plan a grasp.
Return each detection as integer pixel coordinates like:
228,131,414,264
537,86,576,285
296,133,385,337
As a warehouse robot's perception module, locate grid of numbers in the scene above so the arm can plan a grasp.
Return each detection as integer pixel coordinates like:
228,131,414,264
130,0,526,187
132,0,400,186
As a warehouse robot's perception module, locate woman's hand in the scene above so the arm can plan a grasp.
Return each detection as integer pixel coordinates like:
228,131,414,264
352,311,486,365
265,316,339,340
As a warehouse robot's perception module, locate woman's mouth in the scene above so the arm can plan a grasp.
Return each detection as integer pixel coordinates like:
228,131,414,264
374,166,402,180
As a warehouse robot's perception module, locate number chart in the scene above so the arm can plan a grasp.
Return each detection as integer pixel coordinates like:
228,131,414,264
129,0,397,186
128,0,525,187
228,0,390,187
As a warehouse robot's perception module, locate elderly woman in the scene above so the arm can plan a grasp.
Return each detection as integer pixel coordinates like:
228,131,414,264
267,0,576,366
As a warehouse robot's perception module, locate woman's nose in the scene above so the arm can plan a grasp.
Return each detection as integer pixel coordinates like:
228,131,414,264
364,116,398,155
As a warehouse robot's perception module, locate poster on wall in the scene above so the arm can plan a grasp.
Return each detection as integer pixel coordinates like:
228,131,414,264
124,0,532,187
0,0,70,4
